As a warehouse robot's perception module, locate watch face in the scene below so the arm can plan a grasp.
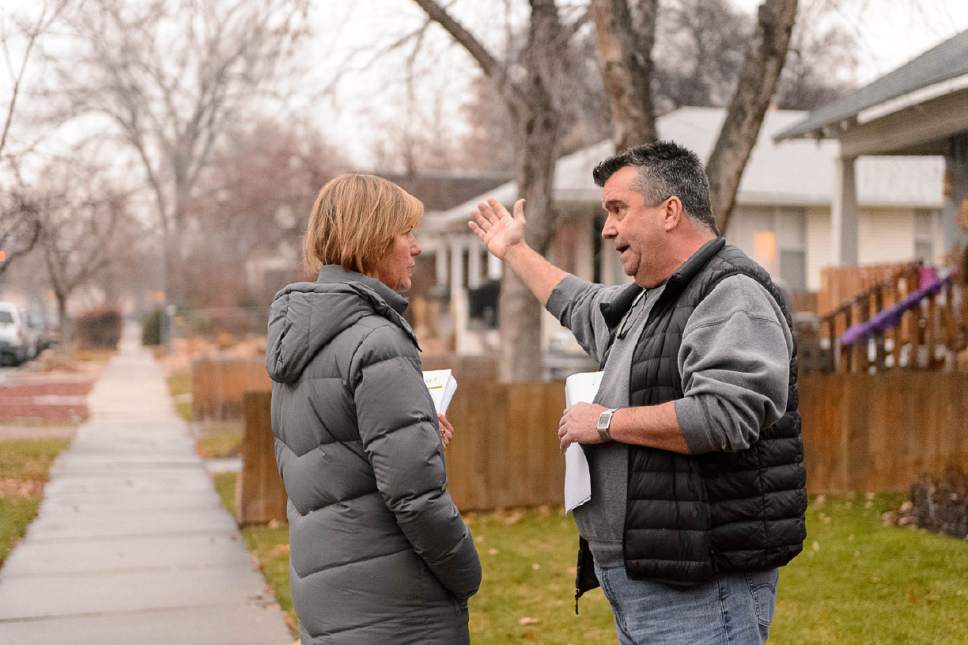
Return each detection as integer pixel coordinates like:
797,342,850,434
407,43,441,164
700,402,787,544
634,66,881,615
597,410,612,430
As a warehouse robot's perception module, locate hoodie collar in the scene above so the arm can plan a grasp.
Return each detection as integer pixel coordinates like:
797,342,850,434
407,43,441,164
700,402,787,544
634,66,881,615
316,265,409,316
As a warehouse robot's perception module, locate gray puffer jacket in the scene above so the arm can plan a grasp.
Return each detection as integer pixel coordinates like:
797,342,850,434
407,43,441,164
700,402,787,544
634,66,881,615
266,265,481,645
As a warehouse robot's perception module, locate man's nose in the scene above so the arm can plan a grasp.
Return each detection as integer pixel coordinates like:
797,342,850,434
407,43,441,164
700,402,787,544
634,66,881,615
601,215,617,239
412,242,422,256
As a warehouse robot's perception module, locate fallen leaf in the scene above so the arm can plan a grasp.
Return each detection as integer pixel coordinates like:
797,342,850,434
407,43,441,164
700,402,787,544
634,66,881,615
269,544,290,557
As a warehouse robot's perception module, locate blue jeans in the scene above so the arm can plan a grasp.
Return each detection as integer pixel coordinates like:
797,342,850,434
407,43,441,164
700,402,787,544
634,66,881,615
594,564,779,645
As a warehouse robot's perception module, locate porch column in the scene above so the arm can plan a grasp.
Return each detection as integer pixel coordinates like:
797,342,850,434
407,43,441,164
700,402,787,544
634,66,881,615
943,133,968,258
467,239,483,289
487,251,502,280
832,154,859,266
448,237,464,304
434,241,448,287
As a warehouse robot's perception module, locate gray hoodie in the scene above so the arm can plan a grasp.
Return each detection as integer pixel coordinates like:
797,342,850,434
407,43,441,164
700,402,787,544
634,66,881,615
266,265,481,645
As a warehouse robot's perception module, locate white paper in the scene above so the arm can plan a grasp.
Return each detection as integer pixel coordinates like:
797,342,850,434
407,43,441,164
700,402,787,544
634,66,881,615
562,371,604,513
423,369,458,415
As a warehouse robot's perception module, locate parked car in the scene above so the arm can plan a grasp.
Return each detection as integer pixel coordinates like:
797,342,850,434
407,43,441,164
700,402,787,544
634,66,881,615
0,302,31,366
22,312,55,358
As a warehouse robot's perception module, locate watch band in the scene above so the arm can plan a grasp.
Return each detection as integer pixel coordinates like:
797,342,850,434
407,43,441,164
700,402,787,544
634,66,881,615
597,408,618,442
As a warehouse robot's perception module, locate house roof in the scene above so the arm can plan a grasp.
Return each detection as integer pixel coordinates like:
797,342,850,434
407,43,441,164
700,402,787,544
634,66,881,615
429,107,943,232
381,172,511,212
774,29,968,141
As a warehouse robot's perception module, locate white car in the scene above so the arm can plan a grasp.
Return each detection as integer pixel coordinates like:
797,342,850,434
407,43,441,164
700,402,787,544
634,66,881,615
0,302,31,366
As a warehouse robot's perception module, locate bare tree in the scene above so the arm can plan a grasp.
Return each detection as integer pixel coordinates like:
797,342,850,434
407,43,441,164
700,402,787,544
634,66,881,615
591,0,798,234
52,0,311,303
0,1,71,276
774,11,857,109
0,1,69,160
181,117,350,308
0,193,41,278
705,0,798,233
590,0,657,149
651,0,750,111
30,162,127,340
413,0,588,382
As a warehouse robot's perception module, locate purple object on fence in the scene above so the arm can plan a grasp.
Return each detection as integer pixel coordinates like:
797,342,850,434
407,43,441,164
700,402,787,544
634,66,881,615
839,270,950,347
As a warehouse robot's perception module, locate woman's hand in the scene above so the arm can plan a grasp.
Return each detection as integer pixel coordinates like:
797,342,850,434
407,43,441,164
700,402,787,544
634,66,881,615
438,414,455,448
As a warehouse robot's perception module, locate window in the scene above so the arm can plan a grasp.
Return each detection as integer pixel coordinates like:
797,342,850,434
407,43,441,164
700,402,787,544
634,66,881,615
752,231,779,276
914,209,935,263
780,250,807,292
772,207,806,291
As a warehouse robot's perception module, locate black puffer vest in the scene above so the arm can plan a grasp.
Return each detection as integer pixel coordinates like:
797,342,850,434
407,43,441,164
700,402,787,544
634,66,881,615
576,238,807,602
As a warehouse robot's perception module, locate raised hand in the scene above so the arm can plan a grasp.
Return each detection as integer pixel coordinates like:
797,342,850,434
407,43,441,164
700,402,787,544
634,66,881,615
468,197,526,260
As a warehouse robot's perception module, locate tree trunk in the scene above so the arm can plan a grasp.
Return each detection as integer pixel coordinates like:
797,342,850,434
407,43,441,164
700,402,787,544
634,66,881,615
706,0,798,234
500,104,560,382
590,0,658,151
497,0,563,382
412,0,567,382
54,290,70,347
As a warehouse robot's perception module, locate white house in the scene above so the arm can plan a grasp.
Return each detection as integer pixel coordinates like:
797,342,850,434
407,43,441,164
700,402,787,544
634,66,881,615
420,106,946,359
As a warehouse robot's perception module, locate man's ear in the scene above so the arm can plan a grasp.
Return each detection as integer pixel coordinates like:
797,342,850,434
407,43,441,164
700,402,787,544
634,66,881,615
662,196,684,231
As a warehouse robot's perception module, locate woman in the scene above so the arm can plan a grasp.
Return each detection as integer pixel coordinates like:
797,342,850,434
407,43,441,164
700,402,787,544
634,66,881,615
266,174,481,644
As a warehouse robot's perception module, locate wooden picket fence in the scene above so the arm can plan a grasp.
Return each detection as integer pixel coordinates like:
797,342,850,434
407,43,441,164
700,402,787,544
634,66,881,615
235,372,968,521
236,391,287,525
798,372,968,494
817,262,967,372
191,357,270,419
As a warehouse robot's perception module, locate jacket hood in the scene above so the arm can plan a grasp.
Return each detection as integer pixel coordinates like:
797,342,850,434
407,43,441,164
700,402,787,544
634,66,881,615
265,265,418,384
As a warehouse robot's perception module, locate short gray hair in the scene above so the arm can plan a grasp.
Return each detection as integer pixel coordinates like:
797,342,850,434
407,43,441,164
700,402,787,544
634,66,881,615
592,140,718,234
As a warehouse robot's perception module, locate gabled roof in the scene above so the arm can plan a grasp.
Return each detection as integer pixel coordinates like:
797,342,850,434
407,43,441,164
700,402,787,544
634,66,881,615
381,171,511,211
775,29,968,141
429,107,943,232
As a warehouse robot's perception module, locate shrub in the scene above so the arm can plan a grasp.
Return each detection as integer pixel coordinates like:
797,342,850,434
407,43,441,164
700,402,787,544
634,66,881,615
74,306,122,350
909,468,968,539
142,308,164,346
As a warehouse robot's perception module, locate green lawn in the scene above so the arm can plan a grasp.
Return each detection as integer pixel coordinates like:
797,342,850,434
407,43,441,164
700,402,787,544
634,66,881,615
771,493,968,644
0,438,72,565
195,423,243,459
213,472,295,634
210,474,968,643
166,371,193,422
167,372,244,459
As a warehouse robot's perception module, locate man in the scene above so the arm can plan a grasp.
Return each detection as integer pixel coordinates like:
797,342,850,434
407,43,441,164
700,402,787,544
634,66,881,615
468,141,806,645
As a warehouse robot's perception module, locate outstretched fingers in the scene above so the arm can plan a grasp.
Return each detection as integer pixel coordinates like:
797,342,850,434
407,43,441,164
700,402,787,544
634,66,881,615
512,198,526,223
468,219,484,239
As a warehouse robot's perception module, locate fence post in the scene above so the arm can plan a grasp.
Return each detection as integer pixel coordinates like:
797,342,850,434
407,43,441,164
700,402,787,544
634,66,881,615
237,390,287,525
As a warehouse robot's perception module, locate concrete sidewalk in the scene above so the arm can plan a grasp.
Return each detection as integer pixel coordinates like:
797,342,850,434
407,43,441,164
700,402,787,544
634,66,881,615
0,329,292,644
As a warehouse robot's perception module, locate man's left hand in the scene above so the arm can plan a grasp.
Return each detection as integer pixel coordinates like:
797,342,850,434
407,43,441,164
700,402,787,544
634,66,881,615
558,402,607,452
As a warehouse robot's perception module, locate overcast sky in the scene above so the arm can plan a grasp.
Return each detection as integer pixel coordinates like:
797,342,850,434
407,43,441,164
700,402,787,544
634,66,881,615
309,0,968,166
5,0,968,168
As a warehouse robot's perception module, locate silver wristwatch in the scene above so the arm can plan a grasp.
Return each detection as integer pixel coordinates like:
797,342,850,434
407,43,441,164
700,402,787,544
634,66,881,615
597,408,618,442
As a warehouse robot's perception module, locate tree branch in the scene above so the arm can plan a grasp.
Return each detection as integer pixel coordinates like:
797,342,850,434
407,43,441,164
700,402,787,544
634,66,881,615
706,0,798,233
411,0,503,83
590,0,657,150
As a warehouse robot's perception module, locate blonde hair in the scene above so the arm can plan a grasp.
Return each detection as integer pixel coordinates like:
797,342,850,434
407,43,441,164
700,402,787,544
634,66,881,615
304,174,423,275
